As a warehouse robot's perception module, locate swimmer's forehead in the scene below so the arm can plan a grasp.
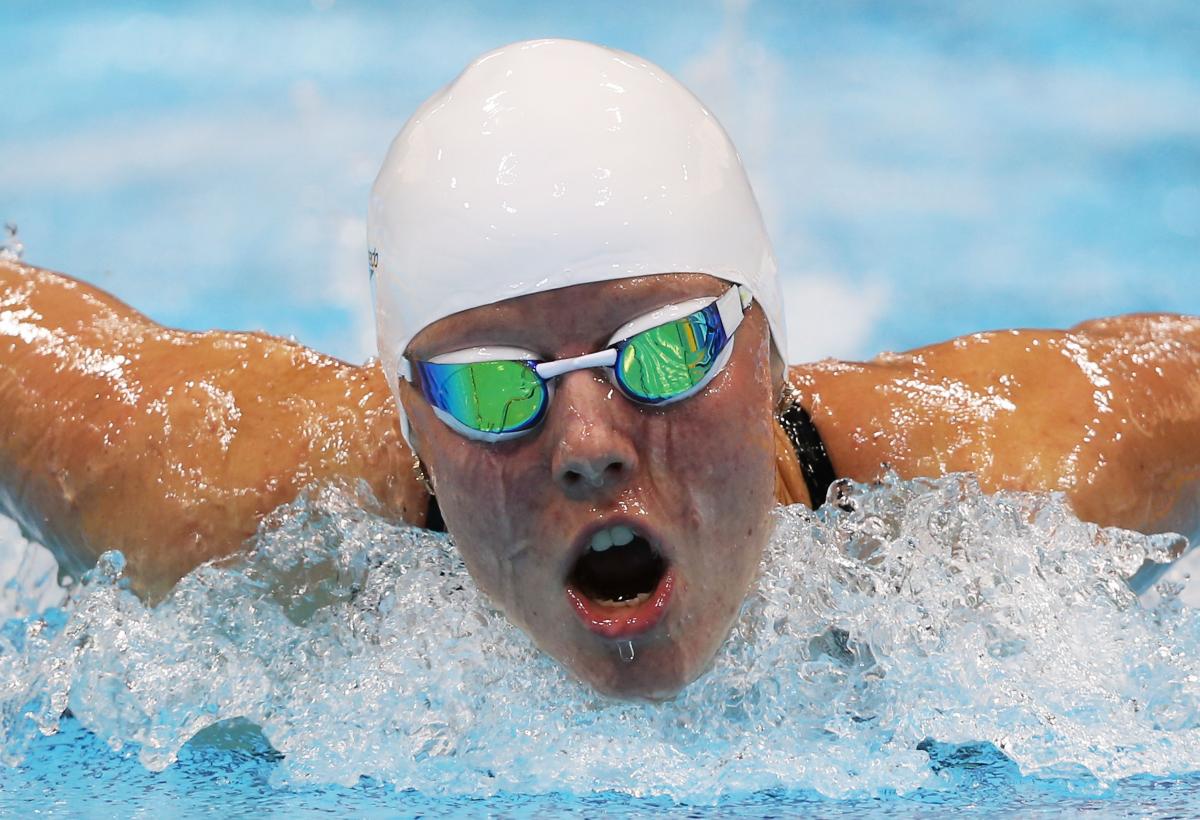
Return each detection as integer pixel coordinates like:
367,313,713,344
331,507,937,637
408,273,727,359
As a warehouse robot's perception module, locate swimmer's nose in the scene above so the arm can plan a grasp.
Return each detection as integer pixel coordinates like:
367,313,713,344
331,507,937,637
549,373,638,497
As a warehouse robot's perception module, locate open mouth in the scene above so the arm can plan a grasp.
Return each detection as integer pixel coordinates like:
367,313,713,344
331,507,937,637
565,525,673,639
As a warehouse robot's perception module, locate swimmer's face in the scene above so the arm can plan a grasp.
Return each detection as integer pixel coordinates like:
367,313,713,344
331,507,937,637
401,274,778,700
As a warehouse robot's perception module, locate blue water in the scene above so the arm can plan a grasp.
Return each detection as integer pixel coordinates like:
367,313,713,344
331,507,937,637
3,476,1200,814
2,1,1198,364
8,718,1200,817
3,1,1200,815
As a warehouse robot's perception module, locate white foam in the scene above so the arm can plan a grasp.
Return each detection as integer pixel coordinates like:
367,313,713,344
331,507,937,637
0,474,1197,800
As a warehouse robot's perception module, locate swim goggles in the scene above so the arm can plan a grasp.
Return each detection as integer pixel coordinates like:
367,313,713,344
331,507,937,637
406,284,753,441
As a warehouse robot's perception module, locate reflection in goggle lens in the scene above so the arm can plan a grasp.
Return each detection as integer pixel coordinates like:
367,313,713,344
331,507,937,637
616,310,723,402
416,299,733,438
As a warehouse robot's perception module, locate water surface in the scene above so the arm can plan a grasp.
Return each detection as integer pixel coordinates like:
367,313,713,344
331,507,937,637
2,475,1199,813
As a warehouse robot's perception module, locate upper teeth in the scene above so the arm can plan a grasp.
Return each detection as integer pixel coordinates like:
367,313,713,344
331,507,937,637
590,525,635,552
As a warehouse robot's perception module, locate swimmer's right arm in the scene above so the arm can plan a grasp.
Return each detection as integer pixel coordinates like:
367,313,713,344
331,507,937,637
0,260,428,600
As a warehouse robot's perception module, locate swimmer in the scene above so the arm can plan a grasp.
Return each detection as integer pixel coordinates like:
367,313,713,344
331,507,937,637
2,40,1198,700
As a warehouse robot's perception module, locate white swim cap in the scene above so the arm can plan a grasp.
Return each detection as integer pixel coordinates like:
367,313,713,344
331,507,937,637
368,38,785,444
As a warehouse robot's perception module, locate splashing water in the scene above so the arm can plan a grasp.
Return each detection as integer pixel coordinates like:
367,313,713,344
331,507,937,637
0,473,1198,801
0,224,23,262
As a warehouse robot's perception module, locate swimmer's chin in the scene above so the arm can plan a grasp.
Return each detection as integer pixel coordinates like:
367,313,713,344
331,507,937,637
607,682,686,704
570,645,708,703
585,670,688,703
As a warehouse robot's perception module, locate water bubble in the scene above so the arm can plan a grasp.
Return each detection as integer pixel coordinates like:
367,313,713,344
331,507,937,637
1145,532,1189,565
0,224,23,262
82,550,126,586
826,478,858,512
0,475,1198,800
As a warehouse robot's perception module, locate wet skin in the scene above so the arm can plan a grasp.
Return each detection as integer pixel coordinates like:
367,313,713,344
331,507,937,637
2,259,1200,698
400,274,779,698
0,261,423,601
793,320,1200,537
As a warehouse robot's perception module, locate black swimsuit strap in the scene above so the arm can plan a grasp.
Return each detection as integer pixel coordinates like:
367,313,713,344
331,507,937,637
425,492,447,532
776,399,837,508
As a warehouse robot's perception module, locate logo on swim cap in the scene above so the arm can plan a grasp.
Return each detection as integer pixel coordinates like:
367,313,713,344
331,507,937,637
368,38,785,445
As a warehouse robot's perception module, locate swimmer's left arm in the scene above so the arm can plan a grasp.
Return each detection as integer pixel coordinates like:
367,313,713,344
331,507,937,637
787,313,1200,537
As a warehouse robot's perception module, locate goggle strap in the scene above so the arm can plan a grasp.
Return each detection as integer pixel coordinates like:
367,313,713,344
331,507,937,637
738,284,753,310
534,348,618,379
716,284,750,337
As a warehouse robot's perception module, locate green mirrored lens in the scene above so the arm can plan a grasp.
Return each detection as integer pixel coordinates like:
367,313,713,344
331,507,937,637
424,360,546,433
617,310,721,401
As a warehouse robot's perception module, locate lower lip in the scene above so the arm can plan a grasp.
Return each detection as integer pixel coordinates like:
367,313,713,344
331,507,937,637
565,568,675,640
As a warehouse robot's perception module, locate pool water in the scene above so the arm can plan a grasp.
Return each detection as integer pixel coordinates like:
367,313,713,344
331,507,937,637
3,1,1197,366
3,1,1200,814
2,475,1199,814
8,717,1200,817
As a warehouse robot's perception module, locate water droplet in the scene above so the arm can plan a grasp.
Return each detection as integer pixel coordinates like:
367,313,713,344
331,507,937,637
1,223,24,261
827,477,857,511
82,550,126,586
618,640,635,662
